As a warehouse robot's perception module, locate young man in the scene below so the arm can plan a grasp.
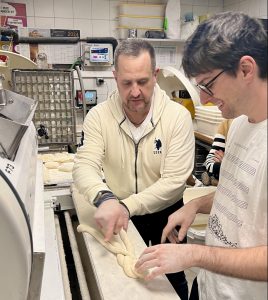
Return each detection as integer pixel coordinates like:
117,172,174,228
73,39,195,299
135,12,267,300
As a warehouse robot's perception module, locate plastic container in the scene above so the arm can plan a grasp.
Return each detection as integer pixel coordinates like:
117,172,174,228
119,3,166,17
195,116,222,136
195,105,222,116
195,111,224,122
119,15,164,30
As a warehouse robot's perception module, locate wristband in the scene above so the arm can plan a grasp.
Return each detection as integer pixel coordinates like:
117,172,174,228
94,191,115,207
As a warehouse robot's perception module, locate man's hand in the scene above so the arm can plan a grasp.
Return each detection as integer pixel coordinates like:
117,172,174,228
161,201,198,244
161,193,214,244
213,150,224,163
135,244,196,280
94,199,129,242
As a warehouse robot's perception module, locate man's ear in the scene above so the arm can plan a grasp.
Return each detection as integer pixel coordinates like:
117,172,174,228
113,70,117,81
153,68,159,83
239,55,256,79
154,68,160,77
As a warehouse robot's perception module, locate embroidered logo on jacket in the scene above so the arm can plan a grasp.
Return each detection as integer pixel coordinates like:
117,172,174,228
154,138,162,154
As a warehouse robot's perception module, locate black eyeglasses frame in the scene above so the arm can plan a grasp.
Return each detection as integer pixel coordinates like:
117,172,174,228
196,70,225,96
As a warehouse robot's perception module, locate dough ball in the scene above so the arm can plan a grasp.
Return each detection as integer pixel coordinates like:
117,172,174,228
67,153,75,161
41,153,55,162
44,161,60,169
54,152,71,163
58,162,74,172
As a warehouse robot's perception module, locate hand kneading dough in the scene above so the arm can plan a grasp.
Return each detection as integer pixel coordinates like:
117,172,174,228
58,162,74,172
77,224,145,279
44,161,60,169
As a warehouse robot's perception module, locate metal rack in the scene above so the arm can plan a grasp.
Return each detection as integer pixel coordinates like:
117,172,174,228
12,69,76,148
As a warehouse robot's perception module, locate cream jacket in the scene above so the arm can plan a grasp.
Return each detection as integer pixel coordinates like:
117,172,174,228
73,84,195,216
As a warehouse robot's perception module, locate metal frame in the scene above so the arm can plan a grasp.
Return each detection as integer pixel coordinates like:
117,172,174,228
12,69,76,148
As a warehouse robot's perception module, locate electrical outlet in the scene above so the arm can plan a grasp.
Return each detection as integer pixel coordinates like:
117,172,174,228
96,77,104,86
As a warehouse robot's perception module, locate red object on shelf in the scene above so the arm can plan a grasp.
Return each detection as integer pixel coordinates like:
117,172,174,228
0,55,9,63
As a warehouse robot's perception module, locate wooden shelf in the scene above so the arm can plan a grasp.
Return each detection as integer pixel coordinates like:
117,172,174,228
139,38,185,43
194,131,213,145
120,37,185,43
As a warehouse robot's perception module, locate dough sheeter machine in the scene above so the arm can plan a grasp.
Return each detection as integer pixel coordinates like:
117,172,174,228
0,87,180,299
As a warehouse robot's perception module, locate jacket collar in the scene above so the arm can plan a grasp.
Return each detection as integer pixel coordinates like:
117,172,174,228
107,83,167,127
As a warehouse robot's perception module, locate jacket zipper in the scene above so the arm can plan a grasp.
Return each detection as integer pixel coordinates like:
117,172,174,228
134,142,139,194
132,119,156,194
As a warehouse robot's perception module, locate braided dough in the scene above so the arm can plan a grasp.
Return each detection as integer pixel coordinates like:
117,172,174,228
77,224,145,279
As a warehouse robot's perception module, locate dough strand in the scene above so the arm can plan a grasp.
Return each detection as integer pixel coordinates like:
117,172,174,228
77,224,144,279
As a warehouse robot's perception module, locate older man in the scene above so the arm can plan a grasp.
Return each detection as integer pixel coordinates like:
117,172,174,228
73,39,195,299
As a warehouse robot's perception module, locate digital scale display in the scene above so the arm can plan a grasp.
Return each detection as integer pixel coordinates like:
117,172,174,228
89,47,109,62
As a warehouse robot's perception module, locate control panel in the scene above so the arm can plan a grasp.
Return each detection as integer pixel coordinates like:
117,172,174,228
83,43,113,67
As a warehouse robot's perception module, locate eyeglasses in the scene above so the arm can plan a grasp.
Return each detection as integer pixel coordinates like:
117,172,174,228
196,70,225,96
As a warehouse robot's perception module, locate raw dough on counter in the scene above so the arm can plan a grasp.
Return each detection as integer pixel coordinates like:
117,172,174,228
58,162,74,172
40,153,55,162
44,161,60,169
54,152,73,163
77,224,144,279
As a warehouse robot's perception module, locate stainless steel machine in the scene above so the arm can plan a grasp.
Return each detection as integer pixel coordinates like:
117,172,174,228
0,87,45,300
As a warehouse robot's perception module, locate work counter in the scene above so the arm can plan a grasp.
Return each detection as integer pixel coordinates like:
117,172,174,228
72,187,180,300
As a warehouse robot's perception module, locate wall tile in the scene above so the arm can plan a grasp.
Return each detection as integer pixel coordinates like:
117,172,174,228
127,0,145,3
109,1,119,20
208,0,222,7
34,0,54,17
224,0,239,6
181,4,194,19
54,17,74,29
74,18,92,37
73,0,92,19
92,0,109,20
259,0,267,18
27,16,35,27
181,0,194,4
193,0,208,6
239,1,250,15
193,5,209,16
208,5,222,14
34,16,55,28
25,0,34,17
92,19,110,36
54,0,73,18
224,3,240,12
145,0,167,3
109,20,118,38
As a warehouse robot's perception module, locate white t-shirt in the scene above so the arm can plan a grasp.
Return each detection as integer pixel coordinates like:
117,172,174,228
126,101,153,144
198,115,267,300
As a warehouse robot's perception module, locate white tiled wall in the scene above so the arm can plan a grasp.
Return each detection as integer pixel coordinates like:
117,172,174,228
3,0,223,38
224,0,267,18
3,0,266,37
